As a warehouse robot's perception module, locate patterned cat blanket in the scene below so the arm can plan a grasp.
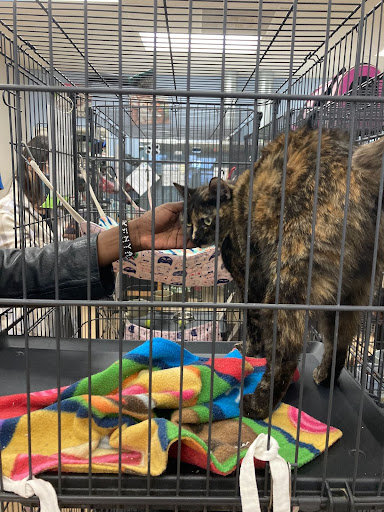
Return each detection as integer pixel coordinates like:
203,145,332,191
0,339,342,480
81,221,233,287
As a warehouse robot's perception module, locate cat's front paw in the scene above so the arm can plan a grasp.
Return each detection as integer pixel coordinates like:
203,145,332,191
233,341,261,358
313,366,331,386
233,342,244,354
243,392,269,420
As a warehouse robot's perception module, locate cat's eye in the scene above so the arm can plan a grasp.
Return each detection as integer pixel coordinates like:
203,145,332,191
187,222,192,227
204,218,212,226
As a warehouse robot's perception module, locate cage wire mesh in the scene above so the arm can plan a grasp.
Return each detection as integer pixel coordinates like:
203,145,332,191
0,0,383,511
0,32,79,339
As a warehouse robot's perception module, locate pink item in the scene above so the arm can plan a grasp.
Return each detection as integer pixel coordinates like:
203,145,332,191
288,405,338,433
11,452,143,480
80,221,233,287
99,175,118,193
125,321,221,342
304,64,383,116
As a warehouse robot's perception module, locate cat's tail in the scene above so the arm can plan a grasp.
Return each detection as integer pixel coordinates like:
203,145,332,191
352,136,384,173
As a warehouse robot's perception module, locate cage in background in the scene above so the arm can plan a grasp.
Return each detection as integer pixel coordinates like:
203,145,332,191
0,0,383,511
0,38,242,344
0,32,78,339
72,97,247,342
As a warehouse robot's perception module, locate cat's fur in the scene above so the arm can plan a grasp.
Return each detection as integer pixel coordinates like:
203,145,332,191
175,127,384,419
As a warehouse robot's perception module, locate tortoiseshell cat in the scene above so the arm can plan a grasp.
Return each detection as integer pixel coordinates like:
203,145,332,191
175,126,384,419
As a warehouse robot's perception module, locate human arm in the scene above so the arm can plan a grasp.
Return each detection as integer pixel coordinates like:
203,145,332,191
0,202,193,300
0,234,114,300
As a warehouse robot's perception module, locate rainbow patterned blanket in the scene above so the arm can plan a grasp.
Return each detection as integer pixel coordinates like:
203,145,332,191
0,338,342,480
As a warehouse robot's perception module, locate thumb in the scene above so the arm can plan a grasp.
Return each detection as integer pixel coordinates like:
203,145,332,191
166,201,184,214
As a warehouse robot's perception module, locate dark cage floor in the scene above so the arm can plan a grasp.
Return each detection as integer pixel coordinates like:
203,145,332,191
0,338,383,511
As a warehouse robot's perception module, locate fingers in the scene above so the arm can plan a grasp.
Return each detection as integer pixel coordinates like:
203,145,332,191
177,232,196,249
160,201,184,213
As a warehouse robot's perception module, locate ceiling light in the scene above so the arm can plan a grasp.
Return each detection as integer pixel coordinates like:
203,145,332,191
140,33,259,54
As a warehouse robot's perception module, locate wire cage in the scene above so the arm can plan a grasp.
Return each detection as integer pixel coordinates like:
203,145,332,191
74,98,245,342
0,0,383,511
0,32,79,339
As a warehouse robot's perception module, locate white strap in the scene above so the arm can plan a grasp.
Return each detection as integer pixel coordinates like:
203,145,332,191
3,476,60,512
28,160,86,225
240,433,291,512
78,166,107,219
109,171,142,211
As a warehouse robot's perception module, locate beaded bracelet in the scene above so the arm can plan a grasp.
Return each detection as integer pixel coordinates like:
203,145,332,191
121,220,134,259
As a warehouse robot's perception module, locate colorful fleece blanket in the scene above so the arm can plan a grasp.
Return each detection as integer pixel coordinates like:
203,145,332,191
0,338,342,480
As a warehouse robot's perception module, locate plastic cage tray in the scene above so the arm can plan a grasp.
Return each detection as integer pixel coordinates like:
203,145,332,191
0,337,383,511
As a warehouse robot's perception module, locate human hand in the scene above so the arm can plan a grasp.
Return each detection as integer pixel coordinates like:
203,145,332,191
97,202,195,267
128,202,194,251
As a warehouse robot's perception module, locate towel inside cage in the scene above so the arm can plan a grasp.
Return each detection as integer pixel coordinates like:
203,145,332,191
0,338,344,482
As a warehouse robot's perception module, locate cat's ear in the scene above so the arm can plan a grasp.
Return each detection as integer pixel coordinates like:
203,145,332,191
209,177,232,201
173,182,185,198
173,182,195,199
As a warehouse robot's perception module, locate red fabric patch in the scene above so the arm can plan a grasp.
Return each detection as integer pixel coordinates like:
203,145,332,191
168,442,266,476
205,358,254,380
0,387,68,419
11,451,143,480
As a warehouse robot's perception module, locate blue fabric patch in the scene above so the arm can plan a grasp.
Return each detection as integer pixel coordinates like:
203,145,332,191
47,399,136,428
0,417,18,450
126,338,201,368
156,418,170,451
211,403,227,421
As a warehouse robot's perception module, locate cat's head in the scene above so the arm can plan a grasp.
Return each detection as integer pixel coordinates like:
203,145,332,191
174,177,233,247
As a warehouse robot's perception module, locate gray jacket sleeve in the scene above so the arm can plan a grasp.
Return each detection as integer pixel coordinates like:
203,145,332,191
0,234,115,300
